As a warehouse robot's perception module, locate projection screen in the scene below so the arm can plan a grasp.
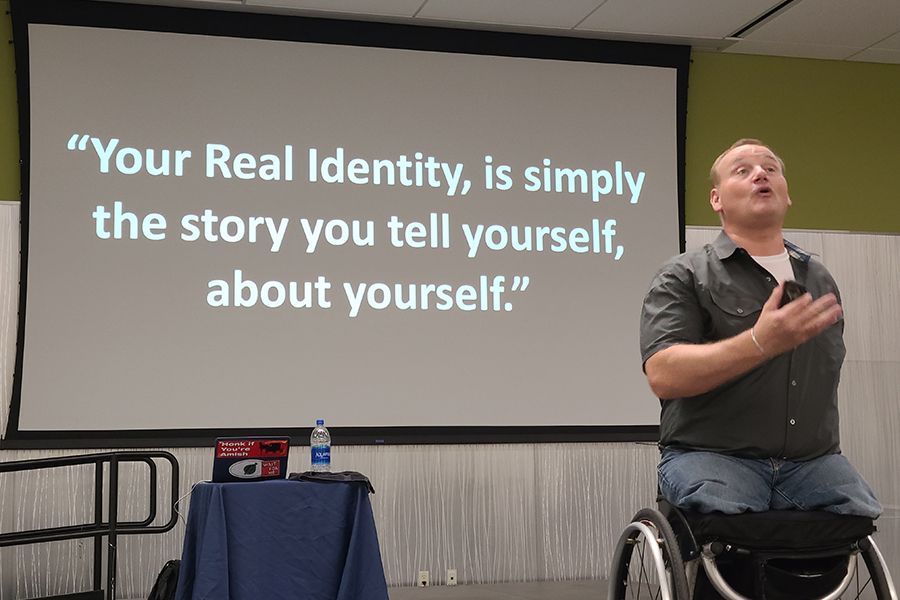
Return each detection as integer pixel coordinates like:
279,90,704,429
7,0,688,448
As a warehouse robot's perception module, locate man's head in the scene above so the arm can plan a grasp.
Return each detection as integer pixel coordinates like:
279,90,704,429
709,138,785,187
709,139,791,231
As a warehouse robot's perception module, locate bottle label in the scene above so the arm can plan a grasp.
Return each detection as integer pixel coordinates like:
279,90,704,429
311,445,331,466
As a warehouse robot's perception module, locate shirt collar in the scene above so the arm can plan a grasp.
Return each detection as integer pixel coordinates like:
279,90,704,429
711,230,812,263
784,240,812,263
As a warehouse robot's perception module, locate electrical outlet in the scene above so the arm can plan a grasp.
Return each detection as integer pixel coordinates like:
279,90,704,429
446,569,457,585
418,571,430,587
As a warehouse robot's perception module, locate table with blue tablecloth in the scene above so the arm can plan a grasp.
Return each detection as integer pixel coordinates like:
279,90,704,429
175,478,389,600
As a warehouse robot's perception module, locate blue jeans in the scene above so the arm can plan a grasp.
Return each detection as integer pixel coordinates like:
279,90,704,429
658,447,883,519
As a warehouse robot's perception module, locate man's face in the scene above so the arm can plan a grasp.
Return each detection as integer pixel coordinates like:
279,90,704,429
710,144,791,228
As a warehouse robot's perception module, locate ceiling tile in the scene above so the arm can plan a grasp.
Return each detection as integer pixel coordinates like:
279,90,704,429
85,0,900,65
847,47,900,64
245,0,425,18
873,30,900,50
724,38,860,61
415,0,603,30
576,0,784,38
744,0,900,48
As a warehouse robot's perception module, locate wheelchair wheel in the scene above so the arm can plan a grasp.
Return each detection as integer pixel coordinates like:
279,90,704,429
609,508,691,600
856,536,897,600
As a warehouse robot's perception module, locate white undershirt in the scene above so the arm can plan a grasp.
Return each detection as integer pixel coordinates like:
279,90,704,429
751,250,794,284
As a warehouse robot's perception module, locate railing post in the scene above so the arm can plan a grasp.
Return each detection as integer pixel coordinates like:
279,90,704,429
94,457,105,593
107,454,118,600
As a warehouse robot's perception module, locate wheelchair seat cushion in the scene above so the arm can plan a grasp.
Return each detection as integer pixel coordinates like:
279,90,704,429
681,509,874,552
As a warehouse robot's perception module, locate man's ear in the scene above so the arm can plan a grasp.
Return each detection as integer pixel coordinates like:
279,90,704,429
710,188,723,214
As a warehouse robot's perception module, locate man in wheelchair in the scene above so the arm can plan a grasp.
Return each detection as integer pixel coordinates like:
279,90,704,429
627,139,886,599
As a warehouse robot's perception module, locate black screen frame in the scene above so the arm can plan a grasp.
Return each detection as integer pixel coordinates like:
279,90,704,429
6,0,687,449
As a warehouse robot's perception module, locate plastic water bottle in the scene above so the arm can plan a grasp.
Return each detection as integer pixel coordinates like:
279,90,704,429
310,419,331,472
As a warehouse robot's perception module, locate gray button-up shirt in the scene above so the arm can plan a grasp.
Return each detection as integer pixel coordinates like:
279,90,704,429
640,231,845,461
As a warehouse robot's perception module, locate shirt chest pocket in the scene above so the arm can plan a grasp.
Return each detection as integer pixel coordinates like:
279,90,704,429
704,288,764,341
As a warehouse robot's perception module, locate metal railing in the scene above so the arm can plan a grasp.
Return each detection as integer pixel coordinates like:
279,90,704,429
0,451,180,600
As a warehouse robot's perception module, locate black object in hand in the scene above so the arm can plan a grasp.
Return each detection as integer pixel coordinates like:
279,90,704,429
779,280,807,307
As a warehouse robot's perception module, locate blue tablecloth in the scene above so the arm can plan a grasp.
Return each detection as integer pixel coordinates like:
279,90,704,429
175,479,389,600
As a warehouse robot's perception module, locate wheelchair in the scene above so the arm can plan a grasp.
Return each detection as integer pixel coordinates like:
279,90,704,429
608,497,897,600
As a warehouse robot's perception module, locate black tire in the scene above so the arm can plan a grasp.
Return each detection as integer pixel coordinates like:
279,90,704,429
609,508,691,600
858,538,896,600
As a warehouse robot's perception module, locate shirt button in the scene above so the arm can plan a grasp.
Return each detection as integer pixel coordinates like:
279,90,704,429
737,308,744,314
790,419,796,425
791,380,797,386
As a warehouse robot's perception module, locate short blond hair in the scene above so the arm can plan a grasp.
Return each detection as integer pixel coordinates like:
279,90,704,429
709,138,785,187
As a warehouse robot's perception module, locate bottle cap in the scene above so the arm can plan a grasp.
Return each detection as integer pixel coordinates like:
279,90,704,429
316,419,324,425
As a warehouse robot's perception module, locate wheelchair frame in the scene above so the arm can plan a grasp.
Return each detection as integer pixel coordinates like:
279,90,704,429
608,505,897,600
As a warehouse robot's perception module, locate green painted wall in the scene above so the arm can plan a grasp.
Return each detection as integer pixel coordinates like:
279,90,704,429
1,7,899,232
1,0,19,203
685,51,900,233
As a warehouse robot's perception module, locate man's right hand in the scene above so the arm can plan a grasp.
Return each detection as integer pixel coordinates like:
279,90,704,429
750,282,842,357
